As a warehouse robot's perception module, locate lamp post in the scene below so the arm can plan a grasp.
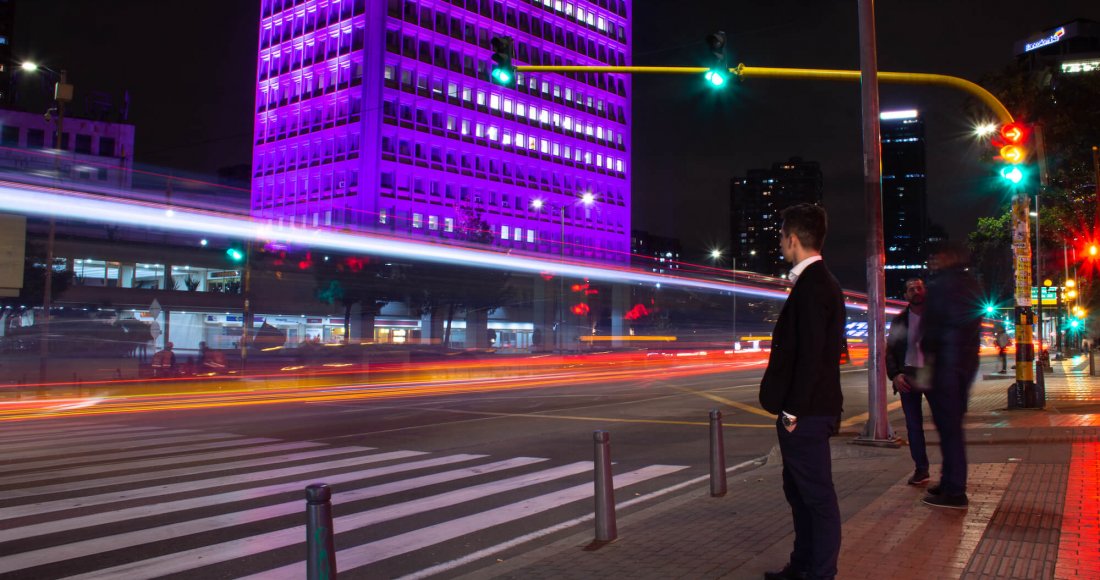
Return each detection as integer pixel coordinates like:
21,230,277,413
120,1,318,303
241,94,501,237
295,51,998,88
23,62,72,383
532,194,594,353
711,249,737,346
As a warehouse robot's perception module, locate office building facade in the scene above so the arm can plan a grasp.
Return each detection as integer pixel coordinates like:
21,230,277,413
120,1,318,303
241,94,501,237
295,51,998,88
730,157,822,277
252,0,632,263
880,109,927,299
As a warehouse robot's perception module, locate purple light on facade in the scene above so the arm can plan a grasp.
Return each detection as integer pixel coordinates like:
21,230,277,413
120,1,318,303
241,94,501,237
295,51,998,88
252,0,631,263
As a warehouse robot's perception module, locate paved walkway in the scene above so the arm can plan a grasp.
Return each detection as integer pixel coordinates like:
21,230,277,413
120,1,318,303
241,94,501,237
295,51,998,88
463,359,1100,579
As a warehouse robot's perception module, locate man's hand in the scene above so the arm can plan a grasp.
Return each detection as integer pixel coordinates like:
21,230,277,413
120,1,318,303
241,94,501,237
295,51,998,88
893,373,913,394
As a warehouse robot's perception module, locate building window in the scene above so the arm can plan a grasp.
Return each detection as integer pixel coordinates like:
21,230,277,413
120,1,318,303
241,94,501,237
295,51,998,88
412,213,423,229
428,215,438,230
99,137,116,157
379,209,388,224
501,225,509,240
26,129,45,149
1,126,19,146
444,217,454,232
527,229,536,243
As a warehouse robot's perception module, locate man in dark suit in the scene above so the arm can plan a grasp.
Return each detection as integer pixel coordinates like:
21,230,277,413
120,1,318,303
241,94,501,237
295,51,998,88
760,203,845,580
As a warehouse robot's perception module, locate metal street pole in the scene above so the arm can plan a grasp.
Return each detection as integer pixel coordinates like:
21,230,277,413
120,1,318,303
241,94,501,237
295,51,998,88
853,0,895,445
1008,195,1037,408
732,256,737,345
38,69,70,383
240,241,253,373
559,205,565,354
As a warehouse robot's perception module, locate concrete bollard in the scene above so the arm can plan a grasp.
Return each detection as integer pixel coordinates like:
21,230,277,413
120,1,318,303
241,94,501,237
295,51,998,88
593,430,617,542
305,483,337,580
709,409,727,497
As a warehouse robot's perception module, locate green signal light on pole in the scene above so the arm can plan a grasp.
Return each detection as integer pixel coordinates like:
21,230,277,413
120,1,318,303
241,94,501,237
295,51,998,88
491,67,513,85
985,304,995,315
705,31,729,89
1000,166,1024,184
490,36,516,87
226,247,245,263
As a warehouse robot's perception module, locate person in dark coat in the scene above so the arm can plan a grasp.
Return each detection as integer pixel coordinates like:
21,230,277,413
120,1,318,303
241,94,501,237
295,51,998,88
760,203,845,580
920,242,983,509
885,278,931,486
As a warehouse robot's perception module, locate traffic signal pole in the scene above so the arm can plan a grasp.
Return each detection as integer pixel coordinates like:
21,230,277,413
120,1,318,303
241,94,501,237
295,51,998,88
514,59,1018,424
1008,196,1038,408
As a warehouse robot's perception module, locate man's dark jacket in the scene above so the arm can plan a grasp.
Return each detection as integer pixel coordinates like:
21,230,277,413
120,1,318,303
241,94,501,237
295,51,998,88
885,307,916,394
759,260,846,416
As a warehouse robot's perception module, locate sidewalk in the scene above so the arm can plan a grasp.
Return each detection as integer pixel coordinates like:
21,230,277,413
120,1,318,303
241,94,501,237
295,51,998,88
466,360,1100,580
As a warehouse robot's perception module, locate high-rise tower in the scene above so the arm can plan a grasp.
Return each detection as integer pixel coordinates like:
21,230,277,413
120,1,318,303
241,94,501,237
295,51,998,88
252,0,632,263
880,109,928,298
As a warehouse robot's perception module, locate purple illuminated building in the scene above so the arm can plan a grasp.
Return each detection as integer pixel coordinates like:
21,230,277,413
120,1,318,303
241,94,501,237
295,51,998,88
252,0,632,263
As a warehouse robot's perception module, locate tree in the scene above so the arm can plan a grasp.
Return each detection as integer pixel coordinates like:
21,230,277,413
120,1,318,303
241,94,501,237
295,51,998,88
313,254,399,345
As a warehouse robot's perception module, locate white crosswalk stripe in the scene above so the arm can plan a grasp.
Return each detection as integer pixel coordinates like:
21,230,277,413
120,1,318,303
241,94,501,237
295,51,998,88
0,423,689,579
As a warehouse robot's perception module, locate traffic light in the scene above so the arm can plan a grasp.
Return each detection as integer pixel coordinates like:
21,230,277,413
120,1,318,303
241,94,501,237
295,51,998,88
991,122,1032,187
226,246,245,263
704,31,729,87
490,36,515,87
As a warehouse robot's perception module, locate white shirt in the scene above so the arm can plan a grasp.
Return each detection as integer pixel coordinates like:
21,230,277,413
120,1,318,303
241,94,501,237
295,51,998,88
788,255,823,284
905,310,924,368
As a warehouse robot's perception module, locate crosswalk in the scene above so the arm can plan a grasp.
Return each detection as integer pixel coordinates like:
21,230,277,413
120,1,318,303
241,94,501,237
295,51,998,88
0,421,687,578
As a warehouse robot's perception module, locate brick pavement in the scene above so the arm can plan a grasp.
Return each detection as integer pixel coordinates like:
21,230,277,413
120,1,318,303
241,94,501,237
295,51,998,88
459,372,1100,580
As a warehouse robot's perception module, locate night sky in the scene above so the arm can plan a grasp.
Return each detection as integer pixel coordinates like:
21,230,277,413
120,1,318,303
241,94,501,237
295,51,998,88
12,0,1100,290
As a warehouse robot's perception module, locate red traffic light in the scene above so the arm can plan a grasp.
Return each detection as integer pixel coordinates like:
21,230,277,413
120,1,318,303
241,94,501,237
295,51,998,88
1000,123,1026,144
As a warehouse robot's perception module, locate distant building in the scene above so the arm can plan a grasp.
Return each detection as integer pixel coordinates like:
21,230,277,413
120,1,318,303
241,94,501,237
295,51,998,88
730,157,822,277
0,109,135,188
0,0,13,107
252,0,632,263
880,109,928,299
631,230,681,274
1015,19,1100,75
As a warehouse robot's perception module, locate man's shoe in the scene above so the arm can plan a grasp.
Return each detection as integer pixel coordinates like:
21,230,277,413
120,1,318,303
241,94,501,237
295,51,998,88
763,564,807,580
922,493,968,509
927,483,941,495
907,470,930,485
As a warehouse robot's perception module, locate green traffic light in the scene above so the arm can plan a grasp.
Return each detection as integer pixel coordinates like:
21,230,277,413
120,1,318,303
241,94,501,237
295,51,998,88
491,67,513,86
226,248,245,262
704,70,727,87
1000,166,1024,184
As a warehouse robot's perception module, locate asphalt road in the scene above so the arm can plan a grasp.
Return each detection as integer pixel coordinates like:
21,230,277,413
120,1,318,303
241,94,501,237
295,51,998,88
0,358,997,579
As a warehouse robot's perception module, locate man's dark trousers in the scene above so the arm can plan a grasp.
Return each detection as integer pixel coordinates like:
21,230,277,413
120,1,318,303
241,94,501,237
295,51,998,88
900,365,929,472
925,364,971,495
777,415,840,580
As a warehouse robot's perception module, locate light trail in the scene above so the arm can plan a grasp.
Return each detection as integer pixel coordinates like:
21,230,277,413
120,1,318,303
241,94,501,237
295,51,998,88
0,351,770,422
0,179,900,312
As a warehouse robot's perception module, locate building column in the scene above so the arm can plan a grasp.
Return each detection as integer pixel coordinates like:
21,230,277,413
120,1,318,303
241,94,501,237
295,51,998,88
611,282,628,348
532,276,553,352
465,307,489,349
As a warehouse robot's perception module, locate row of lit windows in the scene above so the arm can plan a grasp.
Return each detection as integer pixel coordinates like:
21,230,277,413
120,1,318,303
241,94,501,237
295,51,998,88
378,168,622,215
407,0,628,47
384,27,627,100
384,71,624,147
256,91,363,141
259,27,364,83
260,0,364,50
257,58,363,117
390,0,627,69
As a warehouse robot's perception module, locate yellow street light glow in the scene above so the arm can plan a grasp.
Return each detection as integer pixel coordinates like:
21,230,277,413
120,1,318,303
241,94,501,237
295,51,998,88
1068,289,1078,299
1067,279,1076,288
1044,279,1053,287
21,62,39,72
974,123,998,138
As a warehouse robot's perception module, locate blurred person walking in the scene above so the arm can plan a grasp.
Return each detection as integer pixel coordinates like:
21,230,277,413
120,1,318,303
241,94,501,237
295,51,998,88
920,242,983,509
759,203,845,580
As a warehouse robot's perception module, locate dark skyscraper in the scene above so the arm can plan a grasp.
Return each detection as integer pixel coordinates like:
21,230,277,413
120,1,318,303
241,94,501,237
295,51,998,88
0,0,13,107
880,110,928,298
730,157,823,278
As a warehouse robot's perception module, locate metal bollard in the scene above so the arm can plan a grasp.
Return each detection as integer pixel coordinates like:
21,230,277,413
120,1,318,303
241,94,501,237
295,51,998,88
1091,349,1095,376
709,409,727,497
306,483,337,580
593,430,617,542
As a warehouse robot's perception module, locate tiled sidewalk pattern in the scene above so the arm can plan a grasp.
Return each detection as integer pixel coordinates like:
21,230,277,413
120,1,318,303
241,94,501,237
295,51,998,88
1055,438,1100,579
839,463,1014,580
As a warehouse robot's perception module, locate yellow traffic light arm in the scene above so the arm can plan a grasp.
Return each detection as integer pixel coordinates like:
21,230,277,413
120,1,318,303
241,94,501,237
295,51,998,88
514,64,1014,124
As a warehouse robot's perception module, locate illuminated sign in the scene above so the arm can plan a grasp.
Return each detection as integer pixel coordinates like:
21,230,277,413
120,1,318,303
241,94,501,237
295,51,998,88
1062,60,1100,74
1024,27,1065,52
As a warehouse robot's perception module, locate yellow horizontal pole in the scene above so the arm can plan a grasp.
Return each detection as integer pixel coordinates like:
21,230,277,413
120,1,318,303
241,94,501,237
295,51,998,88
514,64,1014,124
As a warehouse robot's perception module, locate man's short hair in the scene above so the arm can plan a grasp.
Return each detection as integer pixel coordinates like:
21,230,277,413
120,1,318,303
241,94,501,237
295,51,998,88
927,240,970,266
780,203,828,251
905,277,924,286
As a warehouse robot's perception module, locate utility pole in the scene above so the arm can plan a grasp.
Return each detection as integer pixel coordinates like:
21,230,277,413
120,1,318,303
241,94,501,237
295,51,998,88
853,0,896,446
38,69,72,383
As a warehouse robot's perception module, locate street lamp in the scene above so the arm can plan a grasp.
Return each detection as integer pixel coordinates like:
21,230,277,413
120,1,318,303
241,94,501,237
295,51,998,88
710,249,738,346
531,193,596,353
22,62,73,382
